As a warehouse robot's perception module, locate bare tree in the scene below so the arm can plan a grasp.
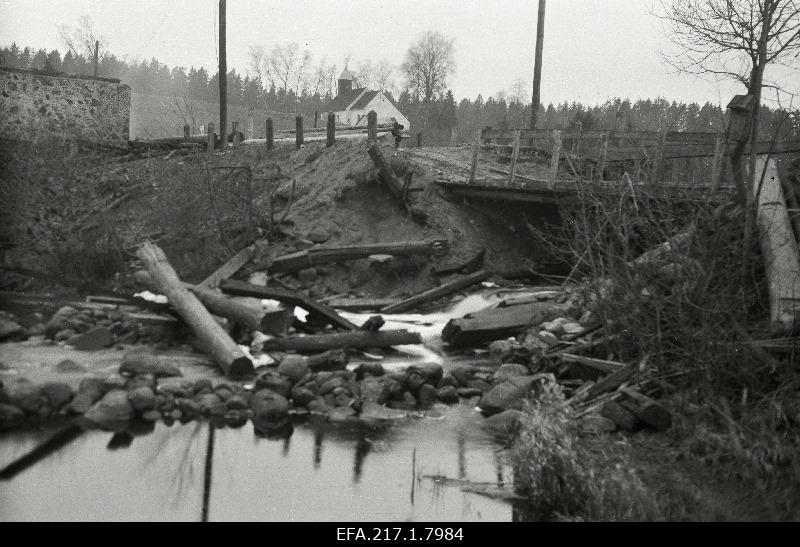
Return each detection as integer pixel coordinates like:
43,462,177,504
402,31,456,102
353,59,396,91
657,0,800,284
57,15,108,66
509,78,529,105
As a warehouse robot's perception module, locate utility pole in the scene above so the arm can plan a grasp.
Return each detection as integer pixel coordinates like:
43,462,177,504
218,0,227,149
92,40,99,77
530,0,546,129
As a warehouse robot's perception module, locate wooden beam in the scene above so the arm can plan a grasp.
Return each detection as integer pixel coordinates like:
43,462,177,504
381,270,492,314
549,129,562,189
507,130,521,187
260,330,422,353
199,245,255,289
136,242,253,378
469,129,481,184
327,113,335,148
219,279,359,331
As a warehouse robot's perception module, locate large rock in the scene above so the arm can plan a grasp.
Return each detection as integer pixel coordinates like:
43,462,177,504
120,351,182,378
251,389,289,424
360,377,390,404
67,327,114,351
417,384,438,409
254,371,292,398
290,386,316,407
404,369,427,395
493,364,530,383
277,356,310,384
84,390,135,428
436,385,459,404
450,365,476,387
0,314,26,342
481,409,525,442
409,363,444,386
317,376,346,397
68,378,106,414
355,362,385,379
40,382,74,410
359,401,406,422
55,359,87,373
0,403,25,430
127,386,157,412
3,381,45,414
226,393,251,410
196,393,227,417
478,375,547,416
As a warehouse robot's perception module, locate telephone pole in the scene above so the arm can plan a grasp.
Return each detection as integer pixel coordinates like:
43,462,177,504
530,0,546,129
218,0,227,148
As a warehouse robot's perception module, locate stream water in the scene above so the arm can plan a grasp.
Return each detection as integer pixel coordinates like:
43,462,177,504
0,288,544,522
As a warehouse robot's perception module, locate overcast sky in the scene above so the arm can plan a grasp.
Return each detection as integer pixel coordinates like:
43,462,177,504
1,0,750,106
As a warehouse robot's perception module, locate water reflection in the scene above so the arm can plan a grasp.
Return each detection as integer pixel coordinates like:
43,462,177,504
0,404,519,521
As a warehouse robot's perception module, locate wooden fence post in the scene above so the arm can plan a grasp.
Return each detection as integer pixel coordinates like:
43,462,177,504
709,132,726,191
207,123,215,158
232,121,240,148
266,118,274,151
296,116,304,149
598,131,609,182
314,110,319,128
184,124,190,141
327,113,336,148
507,130,521,187
549,129,562,188
416,132,422,147
469,130,482,184
247,117,254,141
367,111,377,142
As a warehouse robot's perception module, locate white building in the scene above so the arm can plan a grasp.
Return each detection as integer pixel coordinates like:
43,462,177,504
322,68,410,131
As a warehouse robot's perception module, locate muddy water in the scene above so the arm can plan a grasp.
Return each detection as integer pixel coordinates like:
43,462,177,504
0,289,543,522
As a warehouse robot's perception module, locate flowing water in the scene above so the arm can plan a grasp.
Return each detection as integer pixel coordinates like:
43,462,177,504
0,288,544,522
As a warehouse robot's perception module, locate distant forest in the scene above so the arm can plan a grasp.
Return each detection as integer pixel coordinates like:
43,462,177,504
2,42,799,146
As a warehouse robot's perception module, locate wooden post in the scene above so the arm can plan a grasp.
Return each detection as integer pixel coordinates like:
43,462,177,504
266,118,274,151
218,0,227,151
93,40,99,77
598,131,608,181
507,130,521,187
207,123,215,158
296,116,303,149
183,124,191,141
231,121,240,147
314,110,319,128
327,113,336,148
753,157,800,335
530,0,546,129
416,132,422,147
247,117,254,141
469,130,481,184
709,132,726,191
136,242,254,378
549,129,562,188
367,111,378,142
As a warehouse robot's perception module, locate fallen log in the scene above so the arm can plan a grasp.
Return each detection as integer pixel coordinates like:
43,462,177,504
557,353,626,374
433,249,486,277
261,330,421,353
381,270,493,314
754,157,800,335
265,240,448,273
441,301,567,348
326,298,402,311
367,143,427,224
219,279,358,331
133,271,292,335
136,243,254,378
585,359,642,400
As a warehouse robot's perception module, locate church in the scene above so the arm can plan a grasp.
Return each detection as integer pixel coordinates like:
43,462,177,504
321,68,410,130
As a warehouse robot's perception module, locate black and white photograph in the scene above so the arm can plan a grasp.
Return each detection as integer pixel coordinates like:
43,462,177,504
1,0,800,524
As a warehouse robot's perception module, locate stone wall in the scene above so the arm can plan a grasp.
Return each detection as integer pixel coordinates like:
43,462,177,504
0,66,131,144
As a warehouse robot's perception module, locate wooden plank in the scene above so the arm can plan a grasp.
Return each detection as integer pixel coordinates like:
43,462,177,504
199,245,255,289
261,330,421,353
219,279,358,331
325,298,402,312
295,116,303,149
265,240,448,273
549,130,562,189
754,157,800,335
507,130,521,187
481,128,718,143
136,243,254,378
441,301,566,347
468,130,481,184
557,353,625,374
381,270,492,314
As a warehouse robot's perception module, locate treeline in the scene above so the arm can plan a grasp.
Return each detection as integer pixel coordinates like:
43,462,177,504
3,43,798,146
0,43,335,115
